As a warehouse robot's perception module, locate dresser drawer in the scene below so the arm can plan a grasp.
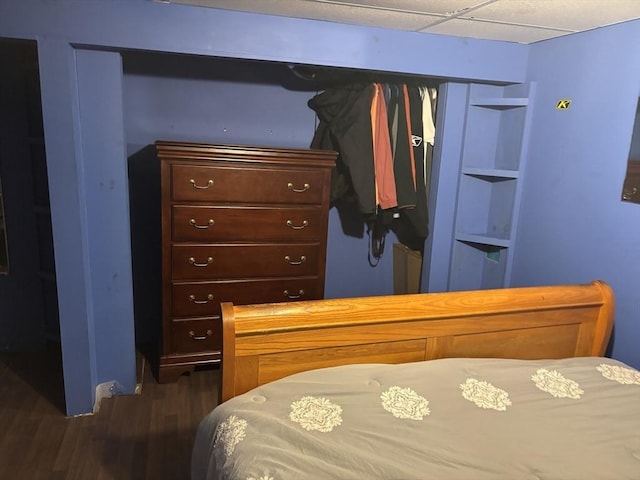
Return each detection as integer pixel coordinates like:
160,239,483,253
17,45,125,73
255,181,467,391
172,244,320,280
172,205,325,242
170,317,221,354
171,164,326,204
171,277,323,317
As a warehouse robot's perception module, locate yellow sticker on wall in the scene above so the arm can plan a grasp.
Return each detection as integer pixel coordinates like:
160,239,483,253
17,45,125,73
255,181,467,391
556,99,572,109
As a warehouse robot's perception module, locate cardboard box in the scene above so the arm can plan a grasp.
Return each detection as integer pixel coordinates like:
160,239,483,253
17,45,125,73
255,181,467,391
393,243,422,294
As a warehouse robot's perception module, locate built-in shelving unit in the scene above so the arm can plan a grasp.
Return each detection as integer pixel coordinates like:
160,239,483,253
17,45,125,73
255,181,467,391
449,82,535,291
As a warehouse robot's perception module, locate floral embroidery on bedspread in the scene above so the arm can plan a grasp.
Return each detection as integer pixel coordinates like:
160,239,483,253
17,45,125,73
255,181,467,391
213,415,247,457
597,363,640,385
289,396,343,432
209,361,640,480
460,378,511,411
381,386,430,420
531,369,584,399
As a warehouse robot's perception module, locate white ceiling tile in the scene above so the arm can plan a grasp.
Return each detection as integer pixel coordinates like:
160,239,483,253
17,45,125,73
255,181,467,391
166,0,640,43
310,0,493,16
169,0,446,31
422,17,569,43
466,0,640,31
310,8,444,31
168,0,299,16
264,1,444,30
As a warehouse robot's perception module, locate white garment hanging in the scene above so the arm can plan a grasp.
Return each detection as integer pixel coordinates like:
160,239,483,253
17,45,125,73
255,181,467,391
420,86,436,185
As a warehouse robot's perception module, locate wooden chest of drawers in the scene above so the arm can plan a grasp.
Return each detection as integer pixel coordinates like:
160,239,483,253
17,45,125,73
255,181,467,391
156,141,336,382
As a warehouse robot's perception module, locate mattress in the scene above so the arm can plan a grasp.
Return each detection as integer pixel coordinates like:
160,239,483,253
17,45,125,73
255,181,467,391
192,357,640,480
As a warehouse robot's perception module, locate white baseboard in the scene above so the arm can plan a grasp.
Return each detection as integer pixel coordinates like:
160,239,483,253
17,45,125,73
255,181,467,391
93,380,123,413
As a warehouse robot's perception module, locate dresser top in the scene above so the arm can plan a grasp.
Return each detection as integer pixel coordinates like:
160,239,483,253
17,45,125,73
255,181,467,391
156,141,337,167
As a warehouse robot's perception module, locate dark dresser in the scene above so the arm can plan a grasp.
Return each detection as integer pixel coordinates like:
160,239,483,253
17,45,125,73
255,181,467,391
156,141,336,382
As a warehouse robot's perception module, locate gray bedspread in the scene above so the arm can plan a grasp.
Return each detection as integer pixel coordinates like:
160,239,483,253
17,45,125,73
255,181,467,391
191,357,640,480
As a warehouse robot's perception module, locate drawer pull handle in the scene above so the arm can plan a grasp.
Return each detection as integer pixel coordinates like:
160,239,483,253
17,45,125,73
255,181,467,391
284,289,305,299
189,329,213,341
190,179,214,189
287,182,310,193
286,219,309,230
284,255,306,265
189,293,214,304
190,218,215,229
188,256,213,267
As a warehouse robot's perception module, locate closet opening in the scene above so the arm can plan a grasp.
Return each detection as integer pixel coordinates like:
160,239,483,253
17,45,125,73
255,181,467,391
122,51,442,380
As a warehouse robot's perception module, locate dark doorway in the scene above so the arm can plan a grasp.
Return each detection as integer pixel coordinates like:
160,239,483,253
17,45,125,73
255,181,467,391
0,38,63,412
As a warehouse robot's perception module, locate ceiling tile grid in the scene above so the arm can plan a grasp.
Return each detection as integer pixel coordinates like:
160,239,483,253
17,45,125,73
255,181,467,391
166,0,640,43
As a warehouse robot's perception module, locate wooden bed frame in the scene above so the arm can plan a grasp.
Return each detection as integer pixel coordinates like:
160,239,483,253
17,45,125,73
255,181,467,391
220,281,614,402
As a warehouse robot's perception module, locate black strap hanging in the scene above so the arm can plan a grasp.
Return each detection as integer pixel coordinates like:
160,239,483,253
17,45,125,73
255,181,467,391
366,208,397,267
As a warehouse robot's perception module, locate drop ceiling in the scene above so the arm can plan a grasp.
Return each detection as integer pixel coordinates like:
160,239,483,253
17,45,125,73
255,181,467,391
164,0,640,44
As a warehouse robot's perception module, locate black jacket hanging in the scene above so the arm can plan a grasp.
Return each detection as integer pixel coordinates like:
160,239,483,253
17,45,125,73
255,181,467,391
308,82,432,261
308,84,377,215
392,84,417,209
403,85,429,239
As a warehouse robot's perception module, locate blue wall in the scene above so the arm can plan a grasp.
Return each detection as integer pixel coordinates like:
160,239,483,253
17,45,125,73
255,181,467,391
512,20,640,369
122,52,402,312
1,0,637,414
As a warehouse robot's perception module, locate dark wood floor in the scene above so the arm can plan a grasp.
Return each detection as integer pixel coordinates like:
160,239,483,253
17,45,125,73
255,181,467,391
0,343,219,479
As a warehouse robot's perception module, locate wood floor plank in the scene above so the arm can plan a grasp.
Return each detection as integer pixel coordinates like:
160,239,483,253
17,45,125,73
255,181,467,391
0,344,220,480
28,415,68,479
